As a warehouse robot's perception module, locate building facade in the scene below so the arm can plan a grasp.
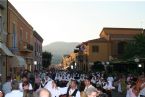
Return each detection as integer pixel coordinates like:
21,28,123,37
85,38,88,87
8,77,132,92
61,53,77,70
7,2,34,73
74,28,143,72
33,31,43,71
0,0,14,82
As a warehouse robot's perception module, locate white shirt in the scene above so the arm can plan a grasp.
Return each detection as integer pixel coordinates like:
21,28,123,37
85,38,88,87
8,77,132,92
19,83,33,91
103,81,115,90
44,80,52,90
5,90,23,97
69,88,80,97
107,77,114,82
49,88,61,97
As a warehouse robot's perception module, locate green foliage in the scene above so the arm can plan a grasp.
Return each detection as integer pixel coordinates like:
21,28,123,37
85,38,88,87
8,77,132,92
42,52,52,68
123,34,145,59
91,61,105,72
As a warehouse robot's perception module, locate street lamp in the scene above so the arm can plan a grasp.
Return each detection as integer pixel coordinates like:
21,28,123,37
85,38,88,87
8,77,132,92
106,61,110,65
34,61,37,71
138,64,142,68
71,65,73,69
74,62,77,69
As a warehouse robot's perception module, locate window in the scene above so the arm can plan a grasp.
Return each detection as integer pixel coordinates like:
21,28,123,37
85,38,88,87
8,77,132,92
26,32,28,41
92,45,99,53
12,23,17,48
118,42,126,55
20,29,23,41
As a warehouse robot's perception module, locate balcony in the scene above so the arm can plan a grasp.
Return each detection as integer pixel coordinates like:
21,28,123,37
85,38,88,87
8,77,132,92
20,41,33,53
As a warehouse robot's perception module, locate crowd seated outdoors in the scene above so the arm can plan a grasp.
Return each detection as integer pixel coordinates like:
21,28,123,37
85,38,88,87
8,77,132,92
0,69,144,97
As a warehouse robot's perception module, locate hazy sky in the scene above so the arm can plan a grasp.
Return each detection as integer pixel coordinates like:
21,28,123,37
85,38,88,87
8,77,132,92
8,0,145,46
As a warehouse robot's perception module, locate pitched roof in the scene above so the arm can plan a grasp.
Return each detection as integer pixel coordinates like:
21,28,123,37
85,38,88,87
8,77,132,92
76,38,107,48
100,27,143,36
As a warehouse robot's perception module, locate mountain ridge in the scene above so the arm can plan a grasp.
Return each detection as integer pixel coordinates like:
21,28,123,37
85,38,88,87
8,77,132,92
43,41,80,64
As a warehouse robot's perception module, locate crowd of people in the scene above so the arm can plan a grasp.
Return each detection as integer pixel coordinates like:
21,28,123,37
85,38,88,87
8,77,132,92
0,69,144,97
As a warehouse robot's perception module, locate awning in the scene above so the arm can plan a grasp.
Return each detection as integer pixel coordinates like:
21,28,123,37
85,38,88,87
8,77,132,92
11,55,27,67
0,42,14,56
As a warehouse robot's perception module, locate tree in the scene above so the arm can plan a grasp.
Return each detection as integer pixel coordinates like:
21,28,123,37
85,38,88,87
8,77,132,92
123,33,145,59
42,52,52,68
91,61,105,72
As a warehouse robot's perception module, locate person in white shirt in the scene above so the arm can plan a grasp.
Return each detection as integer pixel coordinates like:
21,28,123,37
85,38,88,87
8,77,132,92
49,80,61,97
5,80,23,97
107,76,114,86
19,76,33,91
84,76,96,93
38,88,51,97
66,80,80,97
86,87,100,97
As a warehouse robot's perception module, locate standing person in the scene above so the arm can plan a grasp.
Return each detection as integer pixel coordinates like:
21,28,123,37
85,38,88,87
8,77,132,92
66,80,80,97
2,76,12,94
34,73,41,91
138,76,145,97
5,80,23,97
49,80,61,97
81,76,96,97
22,80,33,97
127,82,137,97
40,79,48,89
38,88,51,97
19,76,33,91
16,72,21,82
103,79,115,97
117,78,122,94
126,81,131,97
86,87,99,97
84,76,96,93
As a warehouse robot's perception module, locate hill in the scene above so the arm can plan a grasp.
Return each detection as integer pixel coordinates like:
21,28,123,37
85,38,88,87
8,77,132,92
43,41,80,64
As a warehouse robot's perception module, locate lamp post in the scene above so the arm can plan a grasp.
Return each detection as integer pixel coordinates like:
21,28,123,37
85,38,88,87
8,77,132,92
134,58,139,63
134,58,142,73
34,61,37,71
138,64,142,68
71,65,73,70
74,62,77,69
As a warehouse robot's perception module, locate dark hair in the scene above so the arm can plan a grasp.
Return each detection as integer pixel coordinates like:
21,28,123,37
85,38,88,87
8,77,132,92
22,81,29,87
71,80,78,85
6,76,11,81
84,76,92,81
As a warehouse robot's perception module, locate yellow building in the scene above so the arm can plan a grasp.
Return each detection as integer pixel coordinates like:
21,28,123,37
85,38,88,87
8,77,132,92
62,52,77,70
76,27,143,72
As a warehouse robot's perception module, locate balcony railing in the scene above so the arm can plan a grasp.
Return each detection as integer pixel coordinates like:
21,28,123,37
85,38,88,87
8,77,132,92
20,41,33,52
